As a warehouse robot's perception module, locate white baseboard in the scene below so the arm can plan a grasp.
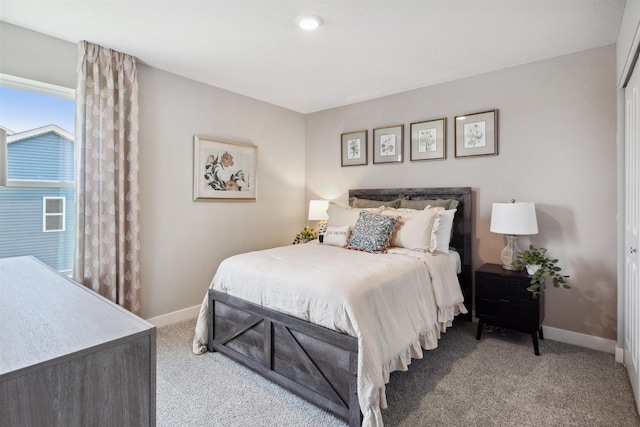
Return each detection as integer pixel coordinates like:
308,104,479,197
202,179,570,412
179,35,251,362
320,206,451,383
542,325,616,355
470,310,618,357
146,304,200,328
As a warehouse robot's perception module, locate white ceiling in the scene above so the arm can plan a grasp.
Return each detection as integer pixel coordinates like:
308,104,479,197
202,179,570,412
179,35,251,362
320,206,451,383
0,1,625,114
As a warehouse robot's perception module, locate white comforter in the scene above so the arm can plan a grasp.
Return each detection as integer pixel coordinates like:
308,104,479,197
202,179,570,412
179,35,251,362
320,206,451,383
192,242,467,427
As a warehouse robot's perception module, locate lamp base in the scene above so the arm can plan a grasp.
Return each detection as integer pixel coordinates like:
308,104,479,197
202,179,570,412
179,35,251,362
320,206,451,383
500,235,522,270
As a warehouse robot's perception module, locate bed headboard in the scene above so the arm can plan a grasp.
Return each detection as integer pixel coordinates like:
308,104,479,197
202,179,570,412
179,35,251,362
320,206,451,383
348,187,472,320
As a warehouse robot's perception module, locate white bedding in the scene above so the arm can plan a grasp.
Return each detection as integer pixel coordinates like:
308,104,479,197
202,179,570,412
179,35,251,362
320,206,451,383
447,248,462,274
193,242,467,427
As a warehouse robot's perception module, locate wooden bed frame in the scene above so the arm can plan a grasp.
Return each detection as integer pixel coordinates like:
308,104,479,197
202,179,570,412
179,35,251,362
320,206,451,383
207,187,472,426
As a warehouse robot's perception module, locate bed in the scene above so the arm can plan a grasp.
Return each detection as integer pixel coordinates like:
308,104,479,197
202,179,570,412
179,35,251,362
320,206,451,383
192,187,472,427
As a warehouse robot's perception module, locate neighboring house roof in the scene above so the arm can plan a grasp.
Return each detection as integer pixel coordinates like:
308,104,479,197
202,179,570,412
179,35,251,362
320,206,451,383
7,124,74,144
0,125,15,136
5,124,75,182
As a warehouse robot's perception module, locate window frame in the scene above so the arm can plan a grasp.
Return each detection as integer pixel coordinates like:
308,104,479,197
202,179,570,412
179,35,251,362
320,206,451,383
0,73,77,273
1,73,75,188
42,196,66,233
0,73,75,100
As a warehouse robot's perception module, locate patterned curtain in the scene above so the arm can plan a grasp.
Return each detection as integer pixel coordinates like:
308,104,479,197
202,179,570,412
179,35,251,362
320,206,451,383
73,41,141,314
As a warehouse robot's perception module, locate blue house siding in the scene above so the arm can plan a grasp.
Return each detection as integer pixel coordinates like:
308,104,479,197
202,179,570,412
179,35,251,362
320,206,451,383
1,128,75,272
8,132,74,181
0,187,75,272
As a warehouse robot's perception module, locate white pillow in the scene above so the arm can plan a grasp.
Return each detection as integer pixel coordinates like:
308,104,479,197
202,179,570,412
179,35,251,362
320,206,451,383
326,202,382,229
434,209,457,253
322,225,351,247
381,206,444,252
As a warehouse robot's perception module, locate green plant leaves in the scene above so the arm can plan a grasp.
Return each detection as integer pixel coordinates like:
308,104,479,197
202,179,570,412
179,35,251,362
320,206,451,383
515,245,570,298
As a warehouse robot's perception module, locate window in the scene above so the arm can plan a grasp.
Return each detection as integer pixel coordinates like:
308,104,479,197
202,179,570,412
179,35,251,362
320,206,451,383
43,197,66,232
0,74,75,274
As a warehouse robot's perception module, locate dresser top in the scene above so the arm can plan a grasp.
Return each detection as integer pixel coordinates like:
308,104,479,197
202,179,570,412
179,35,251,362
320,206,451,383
0,256,154,377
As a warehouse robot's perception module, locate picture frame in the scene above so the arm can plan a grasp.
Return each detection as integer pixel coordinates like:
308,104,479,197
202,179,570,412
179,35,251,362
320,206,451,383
193,135,258,201
410,118,446,161
454,109,498,158
341,130,368,166
373,124,404,164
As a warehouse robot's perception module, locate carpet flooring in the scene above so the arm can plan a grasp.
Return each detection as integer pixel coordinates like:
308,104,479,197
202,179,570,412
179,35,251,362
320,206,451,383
157,318,640,426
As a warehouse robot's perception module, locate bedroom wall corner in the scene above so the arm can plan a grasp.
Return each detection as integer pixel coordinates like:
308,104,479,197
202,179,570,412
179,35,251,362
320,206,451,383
305,45,618,342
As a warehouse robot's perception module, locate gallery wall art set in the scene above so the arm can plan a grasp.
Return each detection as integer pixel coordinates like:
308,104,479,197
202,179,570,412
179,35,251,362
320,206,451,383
340,109,498,167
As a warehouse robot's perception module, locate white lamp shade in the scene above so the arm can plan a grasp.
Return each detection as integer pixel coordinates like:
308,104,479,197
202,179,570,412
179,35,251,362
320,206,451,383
490,202,538,235
308,200,329,221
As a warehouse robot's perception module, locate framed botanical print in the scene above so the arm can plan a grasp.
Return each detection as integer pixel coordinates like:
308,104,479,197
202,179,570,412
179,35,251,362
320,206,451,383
454,109,498,158
193,135,258,200
373,124,404,164
410,118,446,161
341,130,368,166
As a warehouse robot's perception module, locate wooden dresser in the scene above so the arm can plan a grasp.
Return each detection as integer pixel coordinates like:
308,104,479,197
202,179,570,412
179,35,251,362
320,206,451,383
0,256,156,426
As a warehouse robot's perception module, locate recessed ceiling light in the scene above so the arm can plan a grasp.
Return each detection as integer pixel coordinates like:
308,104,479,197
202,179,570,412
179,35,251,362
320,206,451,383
296,15,322,31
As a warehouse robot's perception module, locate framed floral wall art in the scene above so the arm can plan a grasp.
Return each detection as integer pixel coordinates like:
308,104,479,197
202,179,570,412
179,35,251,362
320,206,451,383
454,109,498,158
373,124,404,164
193,135,258,200
341,130,368,166
410,118,446,161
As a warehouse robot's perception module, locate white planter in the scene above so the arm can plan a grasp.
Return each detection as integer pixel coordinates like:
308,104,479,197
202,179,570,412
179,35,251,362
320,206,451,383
526,264,541,275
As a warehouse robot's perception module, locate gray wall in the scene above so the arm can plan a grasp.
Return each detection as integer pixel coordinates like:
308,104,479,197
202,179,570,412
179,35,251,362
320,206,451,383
0,22,77,89
137,66,305,319
306,45,618,340
0,22,306,319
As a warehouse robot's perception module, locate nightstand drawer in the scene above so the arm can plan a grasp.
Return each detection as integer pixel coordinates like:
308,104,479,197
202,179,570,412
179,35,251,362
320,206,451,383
476,274,533,302
476,298,539,326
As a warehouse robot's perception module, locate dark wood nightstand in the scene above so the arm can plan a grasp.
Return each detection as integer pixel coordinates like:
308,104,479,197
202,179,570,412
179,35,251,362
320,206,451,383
475,263,545,355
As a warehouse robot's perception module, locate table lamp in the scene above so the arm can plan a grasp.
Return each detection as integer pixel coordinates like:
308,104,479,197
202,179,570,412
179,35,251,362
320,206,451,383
308,200,329,225
490,200,538,270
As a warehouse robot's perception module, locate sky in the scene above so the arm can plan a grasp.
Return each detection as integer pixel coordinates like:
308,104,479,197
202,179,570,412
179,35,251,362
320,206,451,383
0,86,75,135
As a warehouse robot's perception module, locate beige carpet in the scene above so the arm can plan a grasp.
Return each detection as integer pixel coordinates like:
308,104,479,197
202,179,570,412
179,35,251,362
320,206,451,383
157,318,640,426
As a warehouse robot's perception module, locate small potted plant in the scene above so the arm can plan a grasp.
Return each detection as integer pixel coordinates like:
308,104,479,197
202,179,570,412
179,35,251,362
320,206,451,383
512,245,570,298
292,226,318,244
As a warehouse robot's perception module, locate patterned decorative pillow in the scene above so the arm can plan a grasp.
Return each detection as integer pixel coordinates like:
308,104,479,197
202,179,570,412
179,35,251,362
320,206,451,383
346,211,398,254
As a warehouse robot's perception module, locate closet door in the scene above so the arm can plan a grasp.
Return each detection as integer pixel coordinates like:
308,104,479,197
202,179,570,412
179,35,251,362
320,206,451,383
625,61,640,411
